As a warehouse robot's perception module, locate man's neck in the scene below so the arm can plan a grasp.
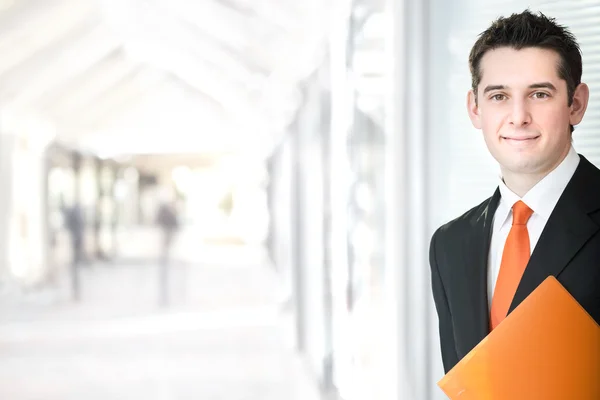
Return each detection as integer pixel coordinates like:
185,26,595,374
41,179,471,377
501,172,545,197
501,147,571,197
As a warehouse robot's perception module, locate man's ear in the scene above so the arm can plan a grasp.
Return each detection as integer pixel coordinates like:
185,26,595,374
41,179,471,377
569,83,589,127
467,89,482,129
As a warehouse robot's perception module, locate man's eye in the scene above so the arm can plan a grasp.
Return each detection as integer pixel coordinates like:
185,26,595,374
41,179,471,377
491,94,506,101
533,92,549,99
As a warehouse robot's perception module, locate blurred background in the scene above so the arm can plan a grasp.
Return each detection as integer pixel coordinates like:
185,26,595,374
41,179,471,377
0,0,599,399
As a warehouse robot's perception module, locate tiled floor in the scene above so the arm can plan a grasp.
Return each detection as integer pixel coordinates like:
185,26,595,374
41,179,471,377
0,244,320,400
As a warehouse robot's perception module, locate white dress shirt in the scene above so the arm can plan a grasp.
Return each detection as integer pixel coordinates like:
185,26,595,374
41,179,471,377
487,146,580,310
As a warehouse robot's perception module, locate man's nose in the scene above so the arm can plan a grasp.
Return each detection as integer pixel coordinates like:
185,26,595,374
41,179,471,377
509,99,532,127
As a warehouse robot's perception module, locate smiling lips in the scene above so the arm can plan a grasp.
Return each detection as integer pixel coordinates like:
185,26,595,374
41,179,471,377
502,135,540,141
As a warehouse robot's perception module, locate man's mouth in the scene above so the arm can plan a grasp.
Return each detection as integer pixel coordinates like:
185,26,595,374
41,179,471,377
501,135,540,142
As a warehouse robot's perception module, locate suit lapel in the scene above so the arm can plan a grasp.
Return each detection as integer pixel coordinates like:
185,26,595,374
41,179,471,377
465,188,500,344
510,156,600,313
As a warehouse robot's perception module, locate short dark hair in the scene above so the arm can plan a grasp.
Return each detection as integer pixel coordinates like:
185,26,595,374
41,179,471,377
469,10,582,107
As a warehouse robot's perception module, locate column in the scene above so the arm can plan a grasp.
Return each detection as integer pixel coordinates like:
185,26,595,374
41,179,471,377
385,0,433,398
0,131,17,288
70,151,82,300
94,156,103,260
109,162,120,260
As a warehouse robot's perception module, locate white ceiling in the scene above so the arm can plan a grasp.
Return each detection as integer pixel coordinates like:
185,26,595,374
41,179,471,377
0,0,334,158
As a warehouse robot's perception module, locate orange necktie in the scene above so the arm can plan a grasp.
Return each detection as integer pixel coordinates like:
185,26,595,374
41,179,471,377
490,200,534,330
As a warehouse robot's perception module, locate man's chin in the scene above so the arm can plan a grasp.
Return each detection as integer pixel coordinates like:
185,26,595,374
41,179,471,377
498,155,545,174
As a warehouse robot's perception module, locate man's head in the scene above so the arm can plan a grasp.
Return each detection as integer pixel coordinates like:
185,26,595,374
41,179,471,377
466,10,589,180
469,10,582,108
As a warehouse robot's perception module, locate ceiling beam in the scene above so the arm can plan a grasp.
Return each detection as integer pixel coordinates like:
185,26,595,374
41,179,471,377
37,48,138,118
0,20,122,109
53,66,157,138
0,0,99,76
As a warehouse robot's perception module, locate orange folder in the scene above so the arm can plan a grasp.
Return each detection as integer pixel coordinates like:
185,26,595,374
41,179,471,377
438,276,600,399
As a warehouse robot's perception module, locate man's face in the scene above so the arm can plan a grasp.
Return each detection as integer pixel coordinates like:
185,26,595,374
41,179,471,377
467,47,587,177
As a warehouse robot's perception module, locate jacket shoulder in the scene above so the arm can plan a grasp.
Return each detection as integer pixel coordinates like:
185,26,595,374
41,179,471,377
432,196,494,242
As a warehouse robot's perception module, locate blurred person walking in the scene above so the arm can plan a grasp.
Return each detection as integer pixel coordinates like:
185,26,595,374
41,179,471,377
156,197,180,306
64,202,85,301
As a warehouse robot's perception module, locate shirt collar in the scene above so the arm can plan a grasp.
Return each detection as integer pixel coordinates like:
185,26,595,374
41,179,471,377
497,146,580,221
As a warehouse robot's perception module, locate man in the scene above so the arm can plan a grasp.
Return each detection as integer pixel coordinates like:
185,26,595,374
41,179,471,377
156,199,180,259
156,196,180,306
430,10,600,373
65,202,85,266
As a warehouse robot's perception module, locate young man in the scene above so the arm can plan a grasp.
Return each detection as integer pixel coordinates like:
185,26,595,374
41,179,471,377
430,10,600,373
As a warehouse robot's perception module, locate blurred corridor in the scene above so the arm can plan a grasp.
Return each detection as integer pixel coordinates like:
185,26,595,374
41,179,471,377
0,231,319,400
2,1,600,400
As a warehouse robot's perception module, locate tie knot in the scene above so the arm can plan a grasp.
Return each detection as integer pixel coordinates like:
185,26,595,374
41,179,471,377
512,201,533,225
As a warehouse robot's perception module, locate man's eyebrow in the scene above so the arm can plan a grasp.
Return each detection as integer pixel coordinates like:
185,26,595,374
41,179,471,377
483,85,506,94
482,82,557,94
529,82,557,91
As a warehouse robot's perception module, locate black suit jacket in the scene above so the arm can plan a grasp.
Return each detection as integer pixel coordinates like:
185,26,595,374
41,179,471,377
430,155,600,373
